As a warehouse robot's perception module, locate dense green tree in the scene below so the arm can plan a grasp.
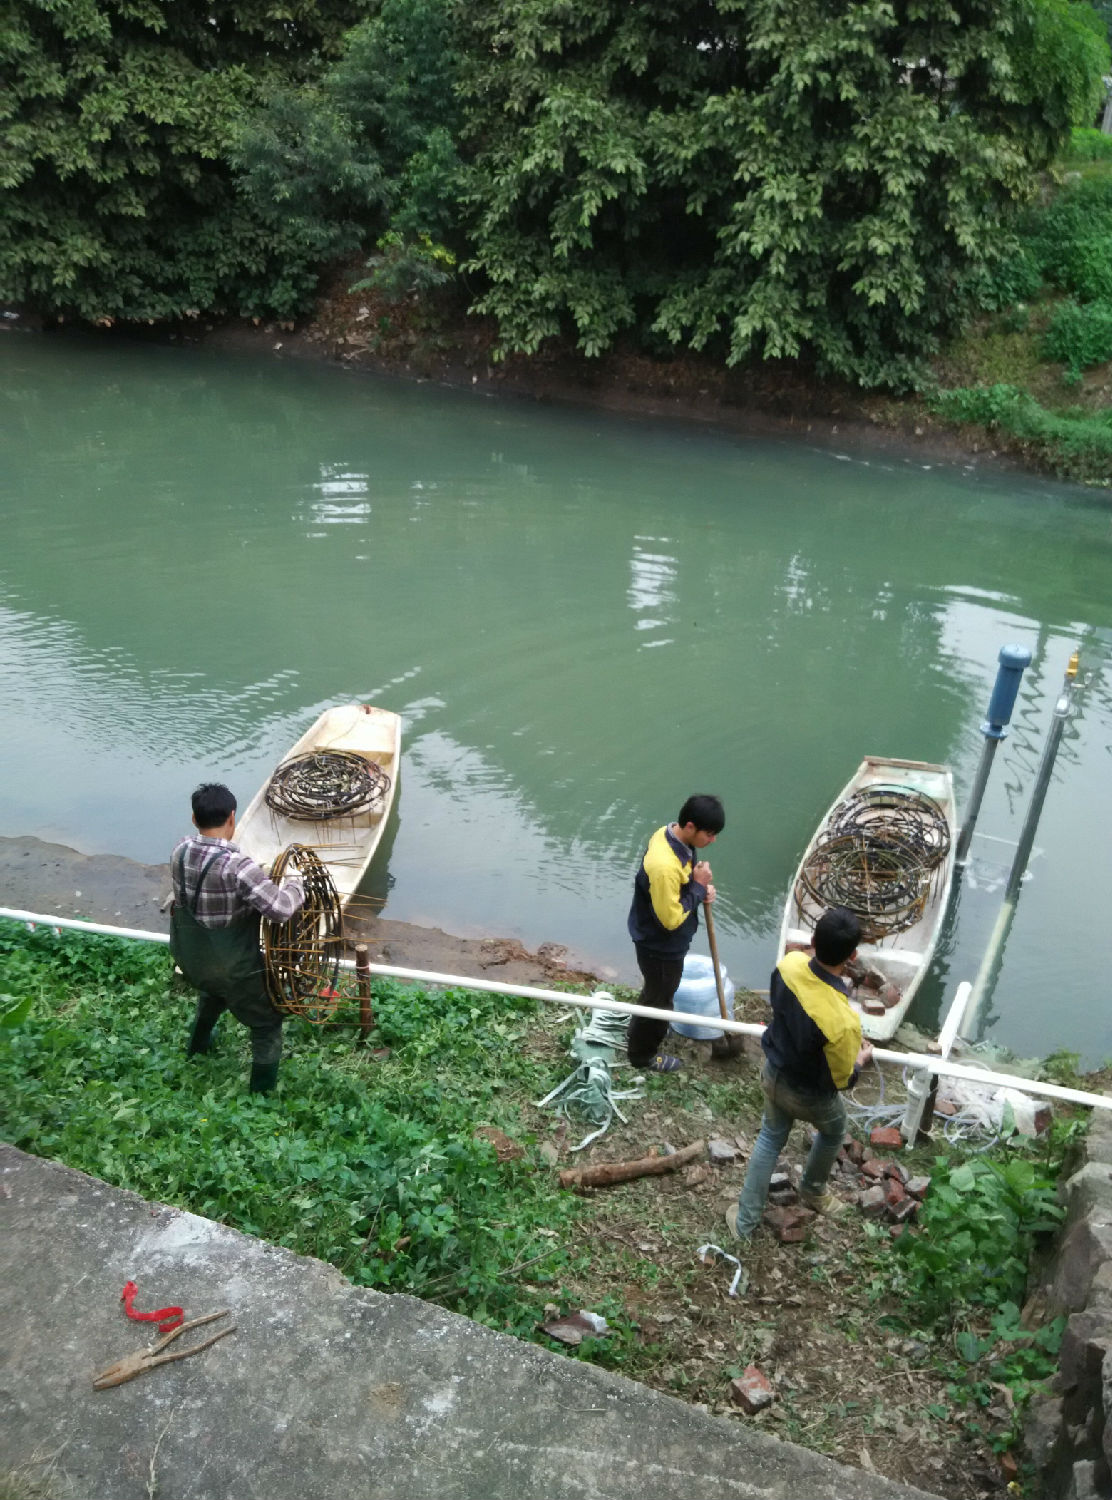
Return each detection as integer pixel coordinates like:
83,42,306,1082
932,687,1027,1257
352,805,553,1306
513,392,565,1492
0,0,371,323
459,0,1110,387
231,0,464,295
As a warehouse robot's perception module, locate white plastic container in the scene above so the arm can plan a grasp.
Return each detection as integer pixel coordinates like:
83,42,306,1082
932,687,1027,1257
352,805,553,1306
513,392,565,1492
671,952,735,1040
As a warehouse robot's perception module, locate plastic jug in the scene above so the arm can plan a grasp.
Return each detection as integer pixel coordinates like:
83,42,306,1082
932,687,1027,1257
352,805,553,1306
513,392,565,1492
671,952,735,1040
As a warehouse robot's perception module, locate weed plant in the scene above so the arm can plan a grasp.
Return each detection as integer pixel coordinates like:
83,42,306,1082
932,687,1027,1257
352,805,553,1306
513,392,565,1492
1043,298,1112,377
1065,127,1112,164
0,921,596,1344
875,1133,1078,1452
931,383,1112,483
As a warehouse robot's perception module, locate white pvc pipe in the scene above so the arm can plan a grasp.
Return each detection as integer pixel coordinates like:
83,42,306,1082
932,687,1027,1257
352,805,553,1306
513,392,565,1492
0,908,172,946
937,980,973,1061
2,905,1109,1112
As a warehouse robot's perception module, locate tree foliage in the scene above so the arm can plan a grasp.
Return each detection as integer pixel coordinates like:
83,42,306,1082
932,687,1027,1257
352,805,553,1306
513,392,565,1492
0,0,371,323
459,0,1110,387
230,0,465,292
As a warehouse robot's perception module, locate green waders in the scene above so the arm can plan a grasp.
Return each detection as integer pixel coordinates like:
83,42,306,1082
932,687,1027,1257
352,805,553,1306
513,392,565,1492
169,850,283,1093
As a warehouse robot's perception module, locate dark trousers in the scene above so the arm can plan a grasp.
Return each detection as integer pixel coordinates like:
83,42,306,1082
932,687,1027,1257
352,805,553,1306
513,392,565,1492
187,976,283,1072
627,949,684,1066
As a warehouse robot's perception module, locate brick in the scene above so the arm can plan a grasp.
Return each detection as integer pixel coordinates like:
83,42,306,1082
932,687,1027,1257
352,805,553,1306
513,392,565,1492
883,1161,909,1184
765,1206,814,1243
905,1175,931,1200
860,1159,889,1182
730,1366,775,1414
885,1180,908,1207
889,1198,918,1223
870,1127,904,1149
934,1098,959,1117
860,1185,888,1218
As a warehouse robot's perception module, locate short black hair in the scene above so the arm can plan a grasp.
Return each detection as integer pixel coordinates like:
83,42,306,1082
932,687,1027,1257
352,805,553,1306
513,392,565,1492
677,794,725,834
813,906,861,966
192,783,237,830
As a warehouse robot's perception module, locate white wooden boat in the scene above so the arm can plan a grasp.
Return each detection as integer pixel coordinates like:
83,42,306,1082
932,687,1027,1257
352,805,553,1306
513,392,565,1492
777,756,956,1042
236,704,401,908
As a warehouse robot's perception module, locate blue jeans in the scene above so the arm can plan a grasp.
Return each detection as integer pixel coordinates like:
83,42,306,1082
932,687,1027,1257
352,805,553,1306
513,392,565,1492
734,1063,847,1237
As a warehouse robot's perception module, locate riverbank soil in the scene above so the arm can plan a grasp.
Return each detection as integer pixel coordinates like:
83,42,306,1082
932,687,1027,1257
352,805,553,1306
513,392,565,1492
0,836,599,988
515,1000,1017,1500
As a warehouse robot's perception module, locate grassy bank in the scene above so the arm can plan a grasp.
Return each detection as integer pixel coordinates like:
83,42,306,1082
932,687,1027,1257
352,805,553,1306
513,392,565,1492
920,130,1112,486
0,920,1084,1497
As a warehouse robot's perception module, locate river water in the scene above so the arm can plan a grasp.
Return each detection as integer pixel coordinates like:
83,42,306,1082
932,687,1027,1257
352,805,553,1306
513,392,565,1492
2,333,1110,1062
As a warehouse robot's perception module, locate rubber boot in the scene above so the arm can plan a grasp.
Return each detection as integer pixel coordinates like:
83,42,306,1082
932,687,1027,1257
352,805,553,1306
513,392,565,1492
186,994,222,1057
249,1060,280,1094
186,1022,214,1057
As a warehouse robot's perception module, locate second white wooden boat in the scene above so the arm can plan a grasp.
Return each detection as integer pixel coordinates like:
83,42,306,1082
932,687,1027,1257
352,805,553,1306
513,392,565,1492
777,756,956,1042
236,703,401,908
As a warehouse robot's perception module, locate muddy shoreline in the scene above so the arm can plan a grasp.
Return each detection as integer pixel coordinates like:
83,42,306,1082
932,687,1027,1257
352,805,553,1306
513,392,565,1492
0,836,603,989
199,310,1023,477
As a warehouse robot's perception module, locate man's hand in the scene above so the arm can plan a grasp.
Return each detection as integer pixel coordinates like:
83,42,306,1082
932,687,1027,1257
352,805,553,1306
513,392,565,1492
703,882,716,904
693,860,712,886
855,1042,874,1069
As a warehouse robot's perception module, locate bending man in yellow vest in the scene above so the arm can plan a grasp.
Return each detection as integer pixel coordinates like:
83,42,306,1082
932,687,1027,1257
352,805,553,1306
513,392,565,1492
724,905,872,1239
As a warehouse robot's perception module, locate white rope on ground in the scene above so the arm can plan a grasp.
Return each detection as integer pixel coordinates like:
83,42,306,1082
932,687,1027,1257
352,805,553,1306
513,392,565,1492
696,1243,748,1297
2,905,1110,1114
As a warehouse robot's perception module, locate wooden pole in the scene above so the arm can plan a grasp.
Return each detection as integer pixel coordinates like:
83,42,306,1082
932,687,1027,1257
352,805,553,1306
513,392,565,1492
355,944,373,1042
704,897,744,1056
559,1140,704,1191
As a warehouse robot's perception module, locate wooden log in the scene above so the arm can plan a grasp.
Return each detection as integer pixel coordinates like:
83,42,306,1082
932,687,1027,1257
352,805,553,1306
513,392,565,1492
356,944,373,1042
558,1140,705,1192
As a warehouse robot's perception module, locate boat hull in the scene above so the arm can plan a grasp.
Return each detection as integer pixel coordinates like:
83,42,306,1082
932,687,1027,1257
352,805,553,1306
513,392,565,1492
777,756,956,1042
235,704,401,908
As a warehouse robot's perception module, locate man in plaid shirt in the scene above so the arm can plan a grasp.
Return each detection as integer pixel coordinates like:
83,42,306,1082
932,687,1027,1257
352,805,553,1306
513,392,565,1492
170,783,305,1093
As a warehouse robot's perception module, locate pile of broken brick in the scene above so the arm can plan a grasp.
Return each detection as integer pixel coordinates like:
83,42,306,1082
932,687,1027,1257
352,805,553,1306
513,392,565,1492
753,1125,932,1245
839,1127,931,1235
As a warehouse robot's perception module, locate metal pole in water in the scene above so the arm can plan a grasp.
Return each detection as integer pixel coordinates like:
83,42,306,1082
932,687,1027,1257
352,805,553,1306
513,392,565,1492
1003,650,1079,902
959,649,1080,1040
954,644,1033,867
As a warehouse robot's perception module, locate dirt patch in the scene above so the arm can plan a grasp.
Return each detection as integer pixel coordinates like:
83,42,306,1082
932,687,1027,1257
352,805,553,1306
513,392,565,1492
517,1000,1015,1500
0,835,599,989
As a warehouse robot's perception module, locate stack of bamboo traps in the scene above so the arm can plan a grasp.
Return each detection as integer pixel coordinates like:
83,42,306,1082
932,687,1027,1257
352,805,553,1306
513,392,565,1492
795,785,951,942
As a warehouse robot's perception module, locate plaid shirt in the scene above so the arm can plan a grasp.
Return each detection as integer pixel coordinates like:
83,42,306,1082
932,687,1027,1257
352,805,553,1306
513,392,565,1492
171,836,305,930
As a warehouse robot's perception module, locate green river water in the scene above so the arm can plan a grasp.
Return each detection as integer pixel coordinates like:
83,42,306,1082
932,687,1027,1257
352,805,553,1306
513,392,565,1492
2,333,1110,1062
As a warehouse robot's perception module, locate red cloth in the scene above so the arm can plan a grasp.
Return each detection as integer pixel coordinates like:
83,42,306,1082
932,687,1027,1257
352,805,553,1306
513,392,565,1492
121,1280,184,1334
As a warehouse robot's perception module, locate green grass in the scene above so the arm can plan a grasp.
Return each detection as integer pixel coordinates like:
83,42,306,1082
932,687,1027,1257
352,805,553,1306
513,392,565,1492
930,383,1112,485
0,920,597,1343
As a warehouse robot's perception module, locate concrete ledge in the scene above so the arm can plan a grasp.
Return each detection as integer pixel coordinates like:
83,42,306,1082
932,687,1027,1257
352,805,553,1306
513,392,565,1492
0,1146,940,1500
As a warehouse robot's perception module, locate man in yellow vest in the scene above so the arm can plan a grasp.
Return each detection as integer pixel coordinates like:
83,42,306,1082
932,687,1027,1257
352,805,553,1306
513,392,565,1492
626,794,724,1074
724,906,872,1239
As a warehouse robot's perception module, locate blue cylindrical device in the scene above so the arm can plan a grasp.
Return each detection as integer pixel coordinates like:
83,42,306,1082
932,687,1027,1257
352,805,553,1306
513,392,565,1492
982,644,1033,739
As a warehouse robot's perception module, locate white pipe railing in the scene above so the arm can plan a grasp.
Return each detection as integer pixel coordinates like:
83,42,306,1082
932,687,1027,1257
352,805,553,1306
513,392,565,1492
2,905,1109,1113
